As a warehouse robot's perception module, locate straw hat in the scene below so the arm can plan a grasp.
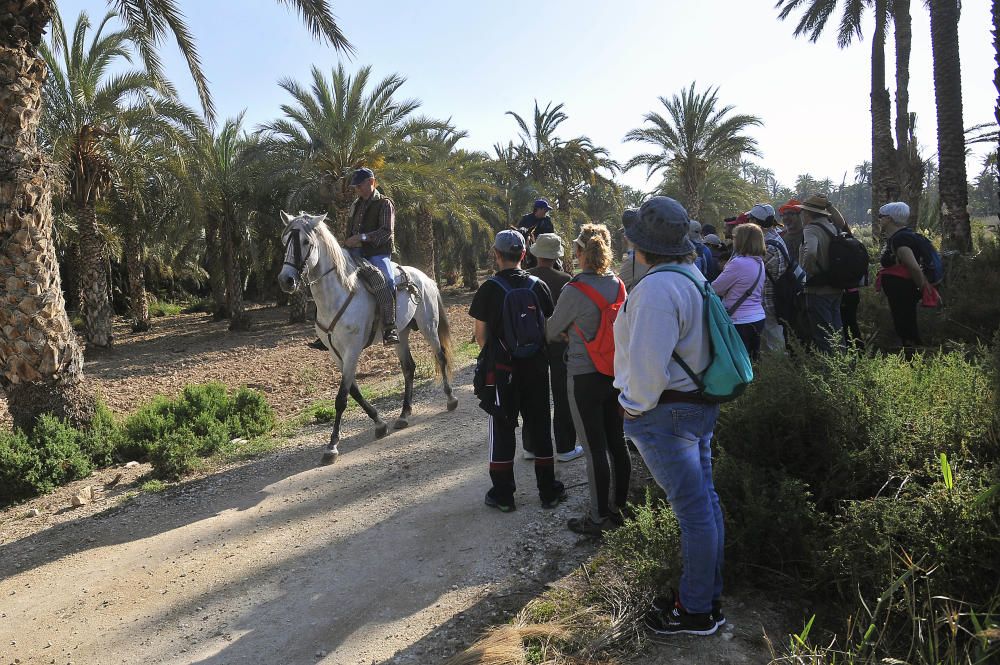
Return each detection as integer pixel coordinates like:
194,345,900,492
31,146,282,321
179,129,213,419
795,194,832,216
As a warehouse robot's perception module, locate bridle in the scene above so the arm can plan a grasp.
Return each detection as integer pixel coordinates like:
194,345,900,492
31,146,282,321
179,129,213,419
283,228,313,283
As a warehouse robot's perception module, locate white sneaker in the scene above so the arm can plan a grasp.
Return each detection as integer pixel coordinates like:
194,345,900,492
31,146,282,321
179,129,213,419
557,445,584,463
522,450,536,460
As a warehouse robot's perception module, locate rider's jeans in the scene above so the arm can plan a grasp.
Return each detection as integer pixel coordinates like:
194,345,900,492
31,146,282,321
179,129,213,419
349,250,395,291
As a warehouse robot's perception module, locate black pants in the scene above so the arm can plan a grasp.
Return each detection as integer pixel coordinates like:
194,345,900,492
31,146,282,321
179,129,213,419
522,343,576,455
488,355,558,504
882,275,922,346
568,373,631,520
841,289,864,348
735,319,765,360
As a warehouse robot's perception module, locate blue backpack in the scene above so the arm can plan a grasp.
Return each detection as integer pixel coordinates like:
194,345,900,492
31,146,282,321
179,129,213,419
891,228,944,285
489,274,546,358
645,264,754,402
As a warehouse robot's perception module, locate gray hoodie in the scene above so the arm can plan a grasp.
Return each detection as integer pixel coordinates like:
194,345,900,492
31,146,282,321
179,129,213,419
546,271,624,376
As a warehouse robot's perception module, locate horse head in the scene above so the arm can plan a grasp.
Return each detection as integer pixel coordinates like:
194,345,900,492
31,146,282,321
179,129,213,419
278,210,328,293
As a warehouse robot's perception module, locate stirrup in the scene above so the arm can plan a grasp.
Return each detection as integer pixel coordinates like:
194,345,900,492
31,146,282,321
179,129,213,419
382,327,400,345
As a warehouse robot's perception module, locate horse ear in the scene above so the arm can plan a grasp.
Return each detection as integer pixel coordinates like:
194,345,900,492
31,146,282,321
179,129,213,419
279,210,293,225
307,214,327,230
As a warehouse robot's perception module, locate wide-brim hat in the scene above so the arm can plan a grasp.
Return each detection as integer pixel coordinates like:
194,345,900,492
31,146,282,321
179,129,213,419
625,196,695,256
530,233,563,260
795,194,832,216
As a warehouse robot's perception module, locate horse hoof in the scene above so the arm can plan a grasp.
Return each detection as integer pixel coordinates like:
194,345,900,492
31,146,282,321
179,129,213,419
447,397,459,412
393,418,409,430
321,449,339,465
375,423,389,438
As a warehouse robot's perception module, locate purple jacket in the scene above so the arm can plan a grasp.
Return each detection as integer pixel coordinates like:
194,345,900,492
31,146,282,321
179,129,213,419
712,255,766,324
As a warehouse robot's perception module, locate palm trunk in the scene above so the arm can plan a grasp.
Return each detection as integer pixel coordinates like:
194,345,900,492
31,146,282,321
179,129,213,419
60,241,81,312
930,0,972,252
123,216,150,332
871,0,898,229
1,0,97,430
412,209,437,280
892,0,924,226
462,243,478,290
203,217,228,319
76,203,114,347
993,0,999,222
220,212,249,330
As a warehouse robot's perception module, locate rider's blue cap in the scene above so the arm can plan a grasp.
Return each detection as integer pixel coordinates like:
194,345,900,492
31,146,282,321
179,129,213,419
533,198,553,211
350,168,375,186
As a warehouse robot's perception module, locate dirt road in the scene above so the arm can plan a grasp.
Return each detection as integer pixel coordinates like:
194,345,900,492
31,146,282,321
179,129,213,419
0,368,600,664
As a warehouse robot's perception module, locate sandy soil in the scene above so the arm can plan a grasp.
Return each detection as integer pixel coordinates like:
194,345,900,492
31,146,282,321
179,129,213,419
0,295,785,664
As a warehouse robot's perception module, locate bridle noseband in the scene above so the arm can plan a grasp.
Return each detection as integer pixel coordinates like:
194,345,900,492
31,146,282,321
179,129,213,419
283,227,314,285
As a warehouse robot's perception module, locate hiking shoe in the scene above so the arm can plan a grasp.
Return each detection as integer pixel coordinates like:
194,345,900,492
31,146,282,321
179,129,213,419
645,605,718,636
484,489,515,513
540,481,567,509
307,338,327,350
556,445,585,463
651,593,726,629
522,449,536,460
382,326,400,346
567,514,614,536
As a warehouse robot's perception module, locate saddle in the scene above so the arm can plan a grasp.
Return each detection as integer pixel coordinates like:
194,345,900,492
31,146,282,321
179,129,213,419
354,259,422,305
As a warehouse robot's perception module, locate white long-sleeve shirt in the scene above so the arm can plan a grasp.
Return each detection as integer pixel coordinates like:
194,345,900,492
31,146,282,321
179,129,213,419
613,263,710,414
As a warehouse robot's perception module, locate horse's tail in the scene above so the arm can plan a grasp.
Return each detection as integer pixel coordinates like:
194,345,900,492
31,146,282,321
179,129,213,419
435,290,454,383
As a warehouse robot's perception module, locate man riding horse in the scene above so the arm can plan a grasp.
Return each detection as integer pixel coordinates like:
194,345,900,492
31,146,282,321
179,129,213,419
518,198,556,269
344,168,399,345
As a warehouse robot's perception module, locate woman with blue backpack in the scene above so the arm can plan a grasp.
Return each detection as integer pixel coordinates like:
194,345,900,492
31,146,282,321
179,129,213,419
876,202,942,348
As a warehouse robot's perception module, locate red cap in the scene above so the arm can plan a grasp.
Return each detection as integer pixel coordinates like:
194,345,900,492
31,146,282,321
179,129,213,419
778,199,802,215
725,212,750,226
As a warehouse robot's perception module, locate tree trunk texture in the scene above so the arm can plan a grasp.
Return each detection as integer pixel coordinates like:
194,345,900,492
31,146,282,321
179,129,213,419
76,203,114,347
871,0,898,229
892,0,924,226
60,241,81,312
203,217,228,320
1,0,97,430
123,218,150,332
993,0,999,223
220,213,249,330
930,0,972,252
412,210,436,281
461,243,478,290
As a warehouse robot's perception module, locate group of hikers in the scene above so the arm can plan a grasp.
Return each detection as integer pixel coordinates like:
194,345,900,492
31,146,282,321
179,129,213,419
334,168,944,638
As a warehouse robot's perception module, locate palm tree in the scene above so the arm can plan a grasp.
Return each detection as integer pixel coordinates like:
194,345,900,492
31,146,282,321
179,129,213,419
625,83,761,219
40,11,199,348
929,0,972,252
775,0,900,224
0,1,350,430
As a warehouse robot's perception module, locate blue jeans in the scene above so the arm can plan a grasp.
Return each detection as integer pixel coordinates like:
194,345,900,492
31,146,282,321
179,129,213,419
805,292,843,353
624,402,723,614
349,251,395,291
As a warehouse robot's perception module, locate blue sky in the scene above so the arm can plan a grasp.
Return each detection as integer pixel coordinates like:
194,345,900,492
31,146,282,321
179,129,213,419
58,0,995,195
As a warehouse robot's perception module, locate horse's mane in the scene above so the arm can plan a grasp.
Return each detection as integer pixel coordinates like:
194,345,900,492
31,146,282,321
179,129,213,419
309,217,358,293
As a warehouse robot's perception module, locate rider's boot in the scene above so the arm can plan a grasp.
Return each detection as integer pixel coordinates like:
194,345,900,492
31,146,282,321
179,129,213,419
382,325,399,346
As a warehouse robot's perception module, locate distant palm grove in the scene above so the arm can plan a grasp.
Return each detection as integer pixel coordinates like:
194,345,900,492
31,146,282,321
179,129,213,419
0,0,998,430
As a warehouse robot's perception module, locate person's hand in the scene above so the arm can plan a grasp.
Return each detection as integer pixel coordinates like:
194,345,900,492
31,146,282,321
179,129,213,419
558,333,569,343
344,234,363,248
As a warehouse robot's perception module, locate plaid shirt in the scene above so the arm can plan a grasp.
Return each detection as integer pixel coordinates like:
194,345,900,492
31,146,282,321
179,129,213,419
763,228,788,317
348,190,395,249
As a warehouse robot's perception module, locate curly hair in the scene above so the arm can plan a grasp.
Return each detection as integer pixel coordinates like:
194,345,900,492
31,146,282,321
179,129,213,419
575,223,613,274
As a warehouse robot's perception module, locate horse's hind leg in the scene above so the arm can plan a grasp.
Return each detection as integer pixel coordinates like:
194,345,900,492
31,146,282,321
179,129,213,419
350,382,387,438
393,330,416,430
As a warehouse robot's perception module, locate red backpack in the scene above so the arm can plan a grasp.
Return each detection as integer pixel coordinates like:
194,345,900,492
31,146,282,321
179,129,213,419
568,278,627,377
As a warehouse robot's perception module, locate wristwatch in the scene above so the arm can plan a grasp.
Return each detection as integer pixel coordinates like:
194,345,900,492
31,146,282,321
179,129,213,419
361,233,367,242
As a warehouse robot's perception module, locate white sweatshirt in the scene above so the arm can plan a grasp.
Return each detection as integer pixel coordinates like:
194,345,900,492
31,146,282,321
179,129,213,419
613,263,711,414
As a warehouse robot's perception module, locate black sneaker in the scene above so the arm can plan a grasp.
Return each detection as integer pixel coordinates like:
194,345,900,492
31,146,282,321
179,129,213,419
567,514,614,536
484,489,515,513
652,592,726,627
540,481,567,509
645,605,718,636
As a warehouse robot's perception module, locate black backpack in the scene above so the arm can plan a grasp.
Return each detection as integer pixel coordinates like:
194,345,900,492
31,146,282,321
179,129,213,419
489,274,546,358
765,239,805,324
812,224,869,289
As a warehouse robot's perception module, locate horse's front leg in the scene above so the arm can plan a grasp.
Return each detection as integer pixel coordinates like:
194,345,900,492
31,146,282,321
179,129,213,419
322,379,350,465
393,330,416,429
349,382,387,438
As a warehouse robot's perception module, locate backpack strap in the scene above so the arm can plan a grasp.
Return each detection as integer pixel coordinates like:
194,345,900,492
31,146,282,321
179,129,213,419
725,260,763,316
488,275,511,293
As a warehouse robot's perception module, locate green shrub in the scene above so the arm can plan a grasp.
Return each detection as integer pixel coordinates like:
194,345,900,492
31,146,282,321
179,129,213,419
226,387,275,438
601,489,681,591
148,298,183,318
149,429,202,480
30,415,93,489
78,402,124,467
0,430,42,505
180,298,214,314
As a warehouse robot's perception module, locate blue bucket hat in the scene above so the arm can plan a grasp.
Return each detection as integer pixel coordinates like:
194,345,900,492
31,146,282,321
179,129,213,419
626,196,695,256
350,167,375,186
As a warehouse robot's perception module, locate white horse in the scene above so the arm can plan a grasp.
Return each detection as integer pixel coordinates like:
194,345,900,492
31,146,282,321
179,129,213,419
277,211,458,463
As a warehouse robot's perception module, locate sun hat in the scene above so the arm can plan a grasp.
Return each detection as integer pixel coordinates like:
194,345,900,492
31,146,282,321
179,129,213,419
625,196,694,256
350,167,375,186
533,198,553,211
494,229,525,254
530,233,563,260
688,220,703,241
795,194,832,216
878,201,910,226
703,233,723,247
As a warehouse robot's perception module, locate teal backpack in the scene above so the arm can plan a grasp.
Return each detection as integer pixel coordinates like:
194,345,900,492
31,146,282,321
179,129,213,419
643,264,753,402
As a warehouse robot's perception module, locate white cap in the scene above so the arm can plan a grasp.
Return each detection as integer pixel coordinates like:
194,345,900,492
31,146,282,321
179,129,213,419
878,201,910,226
748,204,775,222
688,219,702,241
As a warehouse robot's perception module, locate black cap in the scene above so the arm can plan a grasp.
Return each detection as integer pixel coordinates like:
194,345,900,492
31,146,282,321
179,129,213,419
350,168,375,186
